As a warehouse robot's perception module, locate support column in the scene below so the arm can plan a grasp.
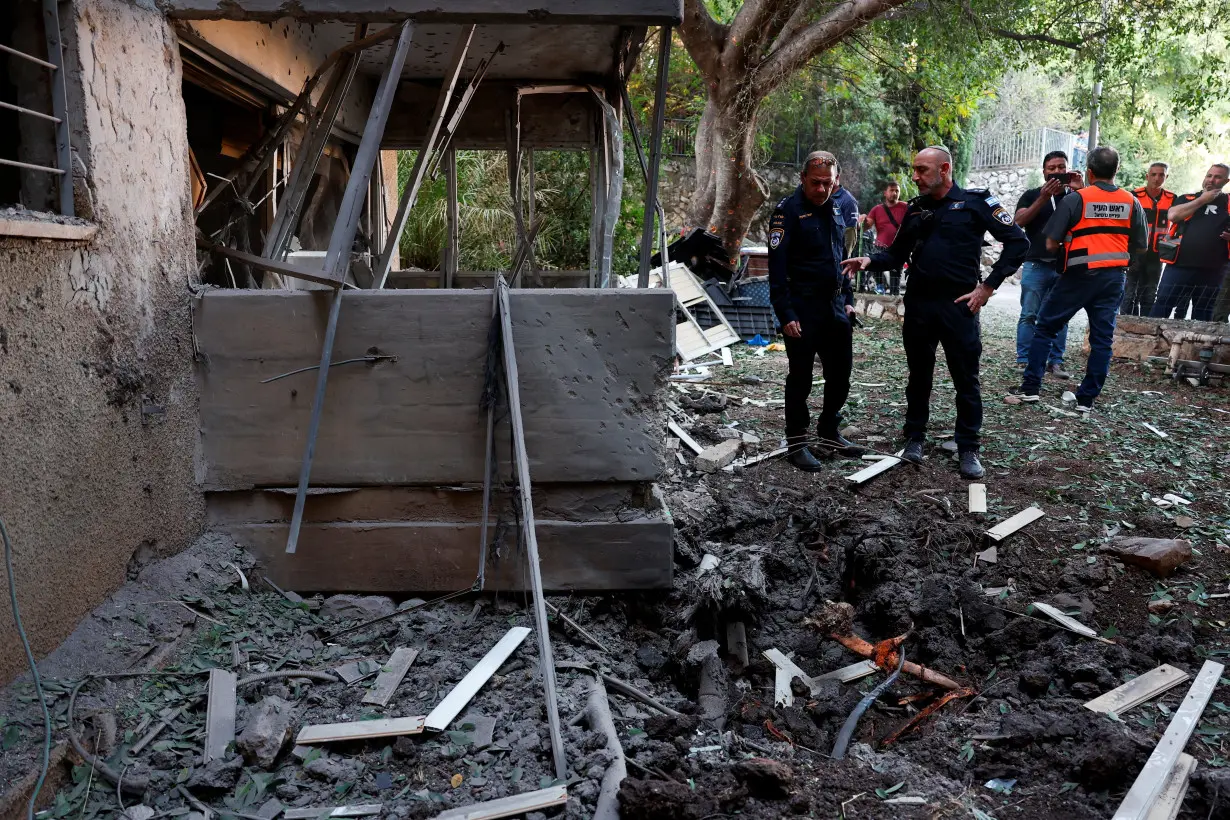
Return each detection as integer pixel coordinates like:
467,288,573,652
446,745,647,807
444,147,459,288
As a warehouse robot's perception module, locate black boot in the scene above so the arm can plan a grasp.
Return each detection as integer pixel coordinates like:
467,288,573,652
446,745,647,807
902,440,924,464
816,432,865,458
786,437,825,472
959,450,985,479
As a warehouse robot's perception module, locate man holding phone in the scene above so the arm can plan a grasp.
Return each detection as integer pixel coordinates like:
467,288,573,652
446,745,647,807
769,151,863,472
1012,151,1081,378
863,182,909,294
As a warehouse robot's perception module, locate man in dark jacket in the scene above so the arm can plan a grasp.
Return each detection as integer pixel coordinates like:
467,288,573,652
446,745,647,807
769,150,862,472
843,146,1029,479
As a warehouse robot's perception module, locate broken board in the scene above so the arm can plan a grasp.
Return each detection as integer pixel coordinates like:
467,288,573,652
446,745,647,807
1112,660,1224,820
845,450,905,484
283,806,382,819
204,669,237,763
433,785,569,820
986,506,1044,542
1145,753,1196,820
1031,601,1114,644
968,483,987,513
295,716,426,745
425,627,531,732
648,264,740,362
362,648,420,706
815,660,878,684
1085,665,1191,716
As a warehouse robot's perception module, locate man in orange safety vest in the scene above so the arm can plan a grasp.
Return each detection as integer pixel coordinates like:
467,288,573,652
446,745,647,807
1012,146,1147,412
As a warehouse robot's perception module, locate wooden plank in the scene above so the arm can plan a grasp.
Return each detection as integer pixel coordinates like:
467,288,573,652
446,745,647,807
668,421,704,455
193,290,674,488
763,649,814,704
204,669,237,762
723,446,788,472
362,648,420,706
1142,422,1169,439
986,506,1045,542
1031,601,1114,644
164,0,683,24
1145,753,1196,820
815,660,879,684
772,667,794,707
196,238,342,290
283,805,383,819
495,280,566,779
433,786,569,820
295,715,425,745
1113,660,1224,820
845,450,905,484
231,519,673,592
0,219,96,241
1085,665,1191,716
425,627,531,733
968,483,987,513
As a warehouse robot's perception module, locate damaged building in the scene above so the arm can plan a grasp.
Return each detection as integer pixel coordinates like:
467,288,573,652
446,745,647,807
0,0,683,685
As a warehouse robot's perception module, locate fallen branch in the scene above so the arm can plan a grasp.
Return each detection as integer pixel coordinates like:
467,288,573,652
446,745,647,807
882,686,977,745
807,603,963,691
579,676,625,820
557,662,682,718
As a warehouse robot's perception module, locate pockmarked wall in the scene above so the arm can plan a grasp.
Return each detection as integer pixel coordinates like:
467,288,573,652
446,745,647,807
0,0,203,683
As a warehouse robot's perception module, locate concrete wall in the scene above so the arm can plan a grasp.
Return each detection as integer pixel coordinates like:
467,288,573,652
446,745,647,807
0,0,204,683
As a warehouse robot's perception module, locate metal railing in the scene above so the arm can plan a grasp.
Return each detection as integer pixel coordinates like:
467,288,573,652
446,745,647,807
971,127,1080,171
0,1,74,216
664,117,807,167
664,118,695,157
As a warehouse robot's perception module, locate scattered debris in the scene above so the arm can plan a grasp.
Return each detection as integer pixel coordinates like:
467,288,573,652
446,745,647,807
236,696,293,768
975,545,998,565
809,603,964,690
1112,661,1224,820
1101,537,1192,578
668,421,704,455
283,805,382,819
732,758,795,798
1084,665,1191,715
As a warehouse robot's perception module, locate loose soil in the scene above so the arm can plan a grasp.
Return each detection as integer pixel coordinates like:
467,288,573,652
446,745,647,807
2,306,1229,819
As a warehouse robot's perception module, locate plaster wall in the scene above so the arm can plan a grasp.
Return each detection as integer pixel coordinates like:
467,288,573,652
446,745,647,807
0,0,203,682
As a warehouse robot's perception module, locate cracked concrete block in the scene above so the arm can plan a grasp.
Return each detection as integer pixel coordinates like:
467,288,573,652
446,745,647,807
695,440,741,473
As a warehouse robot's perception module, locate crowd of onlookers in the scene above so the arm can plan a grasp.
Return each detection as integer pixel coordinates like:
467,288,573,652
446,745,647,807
850,156,1230,326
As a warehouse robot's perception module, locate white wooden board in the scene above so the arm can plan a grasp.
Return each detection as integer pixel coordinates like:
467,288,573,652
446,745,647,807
1112,660,1224,820
986,506,1044,542
1145,753,1196,820
295,715,426,745
1031,601,1105,641
425,627,531,732
845,450,905,484
284,805,383,818
362,648,420,706
1085,665,1191,715
204,669,237,762
968,483,987,513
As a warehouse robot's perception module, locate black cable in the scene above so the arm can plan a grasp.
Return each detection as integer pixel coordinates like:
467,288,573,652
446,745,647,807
2,517,51,820
831,646,905,760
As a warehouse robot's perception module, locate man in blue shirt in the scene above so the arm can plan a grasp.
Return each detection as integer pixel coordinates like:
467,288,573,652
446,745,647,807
769,151,862,472
843,147,1029,479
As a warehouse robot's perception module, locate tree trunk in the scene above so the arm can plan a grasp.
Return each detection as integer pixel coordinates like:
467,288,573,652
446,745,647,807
688,93,770,263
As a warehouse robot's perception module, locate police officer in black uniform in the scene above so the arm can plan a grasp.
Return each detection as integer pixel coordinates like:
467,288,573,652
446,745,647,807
769,150,865,472
843,146,1028,479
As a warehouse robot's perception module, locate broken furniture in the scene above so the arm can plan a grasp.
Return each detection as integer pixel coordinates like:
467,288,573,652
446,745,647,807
634,262,741,362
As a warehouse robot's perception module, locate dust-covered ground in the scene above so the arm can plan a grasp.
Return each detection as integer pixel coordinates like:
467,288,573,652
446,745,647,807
2,298,1229,819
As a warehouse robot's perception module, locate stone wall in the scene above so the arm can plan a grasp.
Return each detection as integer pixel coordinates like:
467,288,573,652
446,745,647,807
964,165,1040,214
1110,316,1230,364
659,157,799,245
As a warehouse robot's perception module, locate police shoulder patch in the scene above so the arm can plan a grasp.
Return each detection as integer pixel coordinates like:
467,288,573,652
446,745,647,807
992,206,1013,225
769,228,785,249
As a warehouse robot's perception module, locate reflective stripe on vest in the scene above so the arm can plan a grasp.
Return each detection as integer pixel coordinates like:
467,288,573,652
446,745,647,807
1064,186,1135,273
1132,186,1175,251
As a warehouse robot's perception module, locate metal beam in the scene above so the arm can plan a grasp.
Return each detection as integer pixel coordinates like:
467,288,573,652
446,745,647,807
42,0,72,216
637,26,671,288
495,276,567,781
525,148,535,275
262,43,362,260
373,25,476,289
621,81,671,284
285,19,416,555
